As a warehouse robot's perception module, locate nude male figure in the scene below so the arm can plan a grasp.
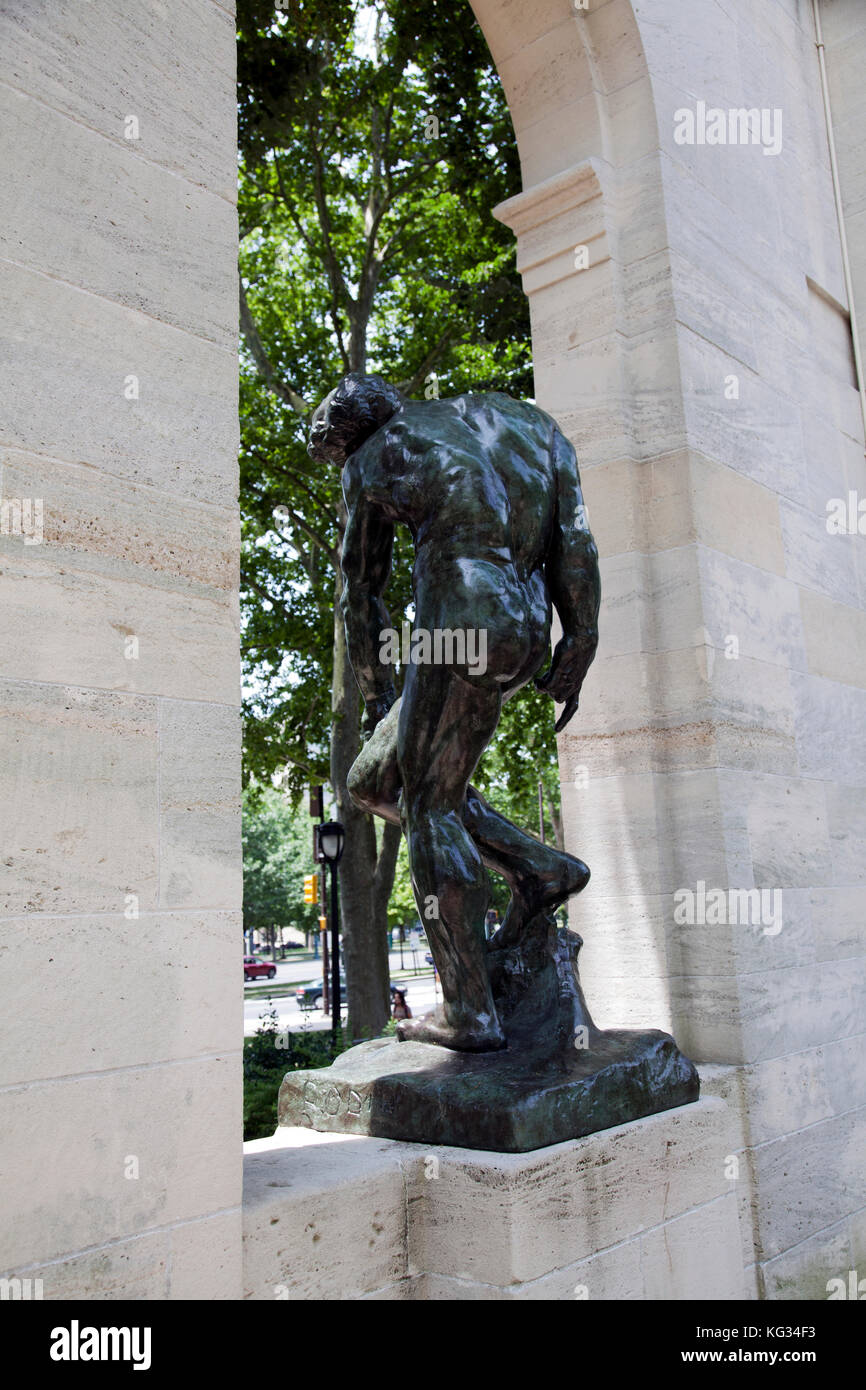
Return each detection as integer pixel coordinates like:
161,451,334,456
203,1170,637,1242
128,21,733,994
308,373,601,1052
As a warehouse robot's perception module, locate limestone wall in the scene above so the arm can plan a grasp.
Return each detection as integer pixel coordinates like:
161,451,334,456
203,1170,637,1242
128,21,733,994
822,0,866,395
479,0,866,1298
0,0,242,1299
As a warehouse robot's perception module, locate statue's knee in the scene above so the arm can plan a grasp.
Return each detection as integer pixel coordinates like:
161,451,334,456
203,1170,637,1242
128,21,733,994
347,763,373,814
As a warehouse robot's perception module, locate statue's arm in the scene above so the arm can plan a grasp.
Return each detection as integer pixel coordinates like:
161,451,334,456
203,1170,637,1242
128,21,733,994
340,480,396,732
536,427,600,732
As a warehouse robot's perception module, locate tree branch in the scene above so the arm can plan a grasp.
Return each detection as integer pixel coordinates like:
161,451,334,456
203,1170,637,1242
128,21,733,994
275,515,339,568
308,127,353,312
395,327,454,396
372,819,403,918
248,449,334,518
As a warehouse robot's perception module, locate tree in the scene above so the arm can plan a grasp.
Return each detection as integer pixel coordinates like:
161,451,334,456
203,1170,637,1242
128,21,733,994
242,785,319,949
237,0,560,1036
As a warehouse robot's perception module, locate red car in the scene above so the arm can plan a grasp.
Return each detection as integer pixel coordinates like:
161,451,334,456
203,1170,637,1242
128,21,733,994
244,956,276,982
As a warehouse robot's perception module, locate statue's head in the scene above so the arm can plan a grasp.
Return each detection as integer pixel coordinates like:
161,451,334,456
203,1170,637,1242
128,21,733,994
307,373,403,465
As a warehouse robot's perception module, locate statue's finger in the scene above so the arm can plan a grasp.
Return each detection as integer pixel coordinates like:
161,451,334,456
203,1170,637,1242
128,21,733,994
554,694,580,733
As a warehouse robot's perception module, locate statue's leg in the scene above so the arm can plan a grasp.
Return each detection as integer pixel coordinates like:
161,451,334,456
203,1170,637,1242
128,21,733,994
346,697,402,825
346,700,587,952
395,664,506,1051
346,679,586,964
464,785,589,950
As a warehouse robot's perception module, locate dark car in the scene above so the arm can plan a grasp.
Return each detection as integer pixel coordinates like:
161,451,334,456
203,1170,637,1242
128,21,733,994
295,978,407,1011
244,956,276,982
296,975,345,1012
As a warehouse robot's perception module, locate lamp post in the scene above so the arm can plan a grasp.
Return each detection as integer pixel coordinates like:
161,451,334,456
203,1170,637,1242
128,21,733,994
317,820,345,1050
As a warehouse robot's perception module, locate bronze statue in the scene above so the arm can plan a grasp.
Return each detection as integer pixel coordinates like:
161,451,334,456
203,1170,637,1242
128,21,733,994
308,373,600,1052
280,374,698,1150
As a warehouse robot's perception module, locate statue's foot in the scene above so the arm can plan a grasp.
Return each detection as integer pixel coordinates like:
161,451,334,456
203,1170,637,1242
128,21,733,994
491,855,589,952
396,1007,506,1052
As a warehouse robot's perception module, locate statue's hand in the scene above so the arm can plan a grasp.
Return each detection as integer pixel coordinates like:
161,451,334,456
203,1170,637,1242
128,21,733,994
535,638,589,733
362,686,396,740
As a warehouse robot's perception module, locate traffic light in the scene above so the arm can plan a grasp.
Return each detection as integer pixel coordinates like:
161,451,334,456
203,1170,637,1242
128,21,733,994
303,874,318,905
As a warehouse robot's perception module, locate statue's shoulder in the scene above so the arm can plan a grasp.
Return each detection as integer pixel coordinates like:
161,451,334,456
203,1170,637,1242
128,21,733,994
445,393,559,450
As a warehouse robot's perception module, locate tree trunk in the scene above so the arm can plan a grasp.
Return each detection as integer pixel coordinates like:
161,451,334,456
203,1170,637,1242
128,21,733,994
545,784,565,851
329,526,396,1040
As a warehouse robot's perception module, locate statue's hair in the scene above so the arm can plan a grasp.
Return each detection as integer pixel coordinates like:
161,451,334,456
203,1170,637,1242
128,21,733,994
308,373,402,463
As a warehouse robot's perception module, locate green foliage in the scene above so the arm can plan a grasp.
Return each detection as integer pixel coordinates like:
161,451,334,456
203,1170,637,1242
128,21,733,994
476,684,562,847
242,783,318,936
243,1005,355,1140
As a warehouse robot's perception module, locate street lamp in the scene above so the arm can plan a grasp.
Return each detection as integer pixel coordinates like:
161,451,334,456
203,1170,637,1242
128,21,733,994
317,821,345,1049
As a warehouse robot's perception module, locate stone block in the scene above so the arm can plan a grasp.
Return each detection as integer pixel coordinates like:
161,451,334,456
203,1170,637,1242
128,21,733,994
596,546,703,659
640,1196,744,1300
497,19,593,137
669,957,866,1066
780,498,859,607
242,1130,413,1301
678,325,808,505
0,680,158,916
824,783,866,886
582,450,695,557
809,885,866,961
0,0,237,200
823,1031,866,1117
691,453,786,575
515,92,604,188
408,1098,734,1286
791,672,866,785
750,1107,866,1262
159,700,242,909
168,1211,242,1300
0,911,242,1086
242,1097,742,1300
2,1231,170,1301
0,451,239,703
698,549,806,675
0,262,238,508
800,590,866,689
733,770,833,889
760,1215,855,1302
565,767,751,899
2,1054,241,1269
0,83,237,348
584,0,647,93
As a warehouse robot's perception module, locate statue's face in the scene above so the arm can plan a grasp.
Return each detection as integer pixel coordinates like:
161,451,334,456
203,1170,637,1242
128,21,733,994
307,388,341,464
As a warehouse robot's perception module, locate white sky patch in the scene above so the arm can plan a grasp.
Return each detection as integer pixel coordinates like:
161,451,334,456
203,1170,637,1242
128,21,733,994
355,2,386,60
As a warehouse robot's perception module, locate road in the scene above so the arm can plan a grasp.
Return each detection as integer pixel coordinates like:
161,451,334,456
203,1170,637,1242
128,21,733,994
243,948,440,1037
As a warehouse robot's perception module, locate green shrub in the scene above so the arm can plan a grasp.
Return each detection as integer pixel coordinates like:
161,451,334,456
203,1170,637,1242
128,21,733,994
242,1006,355,1141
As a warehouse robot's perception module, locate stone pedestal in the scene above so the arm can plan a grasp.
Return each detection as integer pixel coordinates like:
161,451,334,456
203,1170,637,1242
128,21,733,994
243,1095,745,1300
278,926,699,1152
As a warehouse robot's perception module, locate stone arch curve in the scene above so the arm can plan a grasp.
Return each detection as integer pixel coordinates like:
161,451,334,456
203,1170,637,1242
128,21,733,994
471,0,654,185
